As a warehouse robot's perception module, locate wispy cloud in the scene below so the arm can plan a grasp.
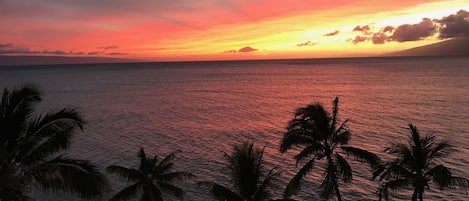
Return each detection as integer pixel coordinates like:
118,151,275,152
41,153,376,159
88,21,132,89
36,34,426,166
296,41,317,47
324,30,339,36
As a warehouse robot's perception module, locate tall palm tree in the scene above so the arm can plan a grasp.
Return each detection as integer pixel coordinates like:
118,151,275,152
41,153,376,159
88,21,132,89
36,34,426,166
0,85,108,200
280,97,379,201
373,124,469,201
199,142,280,201
107,148,195,201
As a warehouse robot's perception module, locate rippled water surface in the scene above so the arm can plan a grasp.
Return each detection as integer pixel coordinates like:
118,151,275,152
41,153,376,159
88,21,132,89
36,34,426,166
1,57,469,200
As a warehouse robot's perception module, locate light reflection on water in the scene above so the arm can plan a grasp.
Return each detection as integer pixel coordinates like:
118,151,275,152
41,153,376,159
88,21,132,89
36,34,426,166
1,57,468,200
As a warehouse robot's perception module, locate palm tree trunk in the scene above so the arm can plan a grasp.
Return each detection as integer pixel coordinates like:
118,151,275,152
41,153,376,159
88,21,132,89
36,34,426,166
419,191,423,201
335,184,342,201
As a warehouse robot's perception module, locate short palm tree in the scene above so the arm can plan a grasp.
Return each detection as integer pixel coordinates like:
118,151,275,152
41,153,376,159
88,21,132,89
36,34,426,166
373,124,469,201
280,97,379,201
0,85,108,200
199,141,280,201
107,148,195,201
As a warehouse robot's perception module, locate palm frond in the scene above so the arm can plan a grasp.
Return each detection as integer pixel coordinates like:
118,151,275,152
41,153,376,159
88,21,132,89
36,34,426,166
109,181,142,201
2,85,41,114
280,133,316,153
319,163,338,200
336,153,352,182
29,156,108,199
448,177,469,189
0,85,41,150
334,128,350,145
157,171,196,182
292,103,330,138
377,179,413,201
284,159,315,198
341,146,380,168
154,151,179,174
158,182,184,199
427,165,452,188
106,165,142,181
252,168,279,201
198,181,242,201
329,97,339,136
137,148,156,174
18,109,84,163
428,141,455,160
293,142,323,165
373,160,413,181
19,127,74,165
26,108,84,137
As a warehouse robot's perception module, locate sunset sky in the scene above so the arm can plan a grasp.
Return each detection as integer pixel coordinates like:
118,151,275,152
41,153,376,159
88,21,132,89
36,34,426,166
1,0,468,61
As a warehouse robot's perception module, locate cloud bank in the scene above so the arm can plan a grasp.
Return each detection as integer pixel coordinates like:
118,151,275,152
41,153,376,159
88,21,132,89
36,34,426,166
349,9,469,45
0,43,127,56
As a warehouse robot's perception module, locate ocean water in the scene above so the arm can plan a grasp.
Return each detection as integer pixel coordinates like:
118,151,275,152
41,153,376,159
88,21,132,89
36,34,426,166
1,56,468,201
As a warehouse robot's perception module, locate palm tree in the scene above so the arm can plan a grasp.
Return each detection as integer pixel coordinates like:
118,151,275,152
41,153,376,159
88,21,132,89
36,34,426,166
107,148,195,201
279,97,379,201
0,85,108,200
199,141,280,201
373,124,469,201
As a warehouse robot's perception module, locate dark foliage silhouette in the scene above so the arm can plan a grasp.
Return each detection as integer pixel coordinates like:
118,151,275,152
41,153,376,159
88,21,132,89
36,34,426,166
0,85,108,200
199,141,281,201
107,148,195,201
280,97,379,201
373,124,469,201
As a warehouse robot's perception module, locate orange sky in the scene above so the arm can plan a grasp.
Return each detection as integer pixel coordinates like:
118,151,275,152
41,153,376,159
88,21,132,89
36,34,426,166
1,0,468,61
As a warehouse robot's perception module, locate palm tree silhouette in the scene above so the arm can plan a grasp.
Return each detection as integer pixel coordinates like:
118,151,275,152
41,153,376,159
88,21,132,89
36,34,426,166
107,148,195,201
199,141,280,201
279,97,379,201
373,124,469,201
0,85,108,200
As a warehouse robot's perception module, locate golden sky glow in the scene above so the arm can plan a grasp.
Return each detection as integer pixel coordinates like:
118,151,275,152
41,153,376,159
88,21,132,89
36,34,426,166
1,0,468,61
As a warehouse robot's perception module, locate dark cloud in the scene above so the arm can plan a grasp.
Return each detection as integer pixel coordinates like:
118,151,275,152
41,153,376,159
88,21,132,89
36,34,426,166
348,10,468,45
437,10,469,39
222,46,259,53
351,36,368,44
223,50,237,53
40,50,69,55
238,46,258,52
353,25,371,34
108,52,128,55
371,33,389,44
296,41,317,47
324,30,339,36
0,43,119,56
0,43,15,49
390,18,436,42
0,43,33,54
99,45,118,50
